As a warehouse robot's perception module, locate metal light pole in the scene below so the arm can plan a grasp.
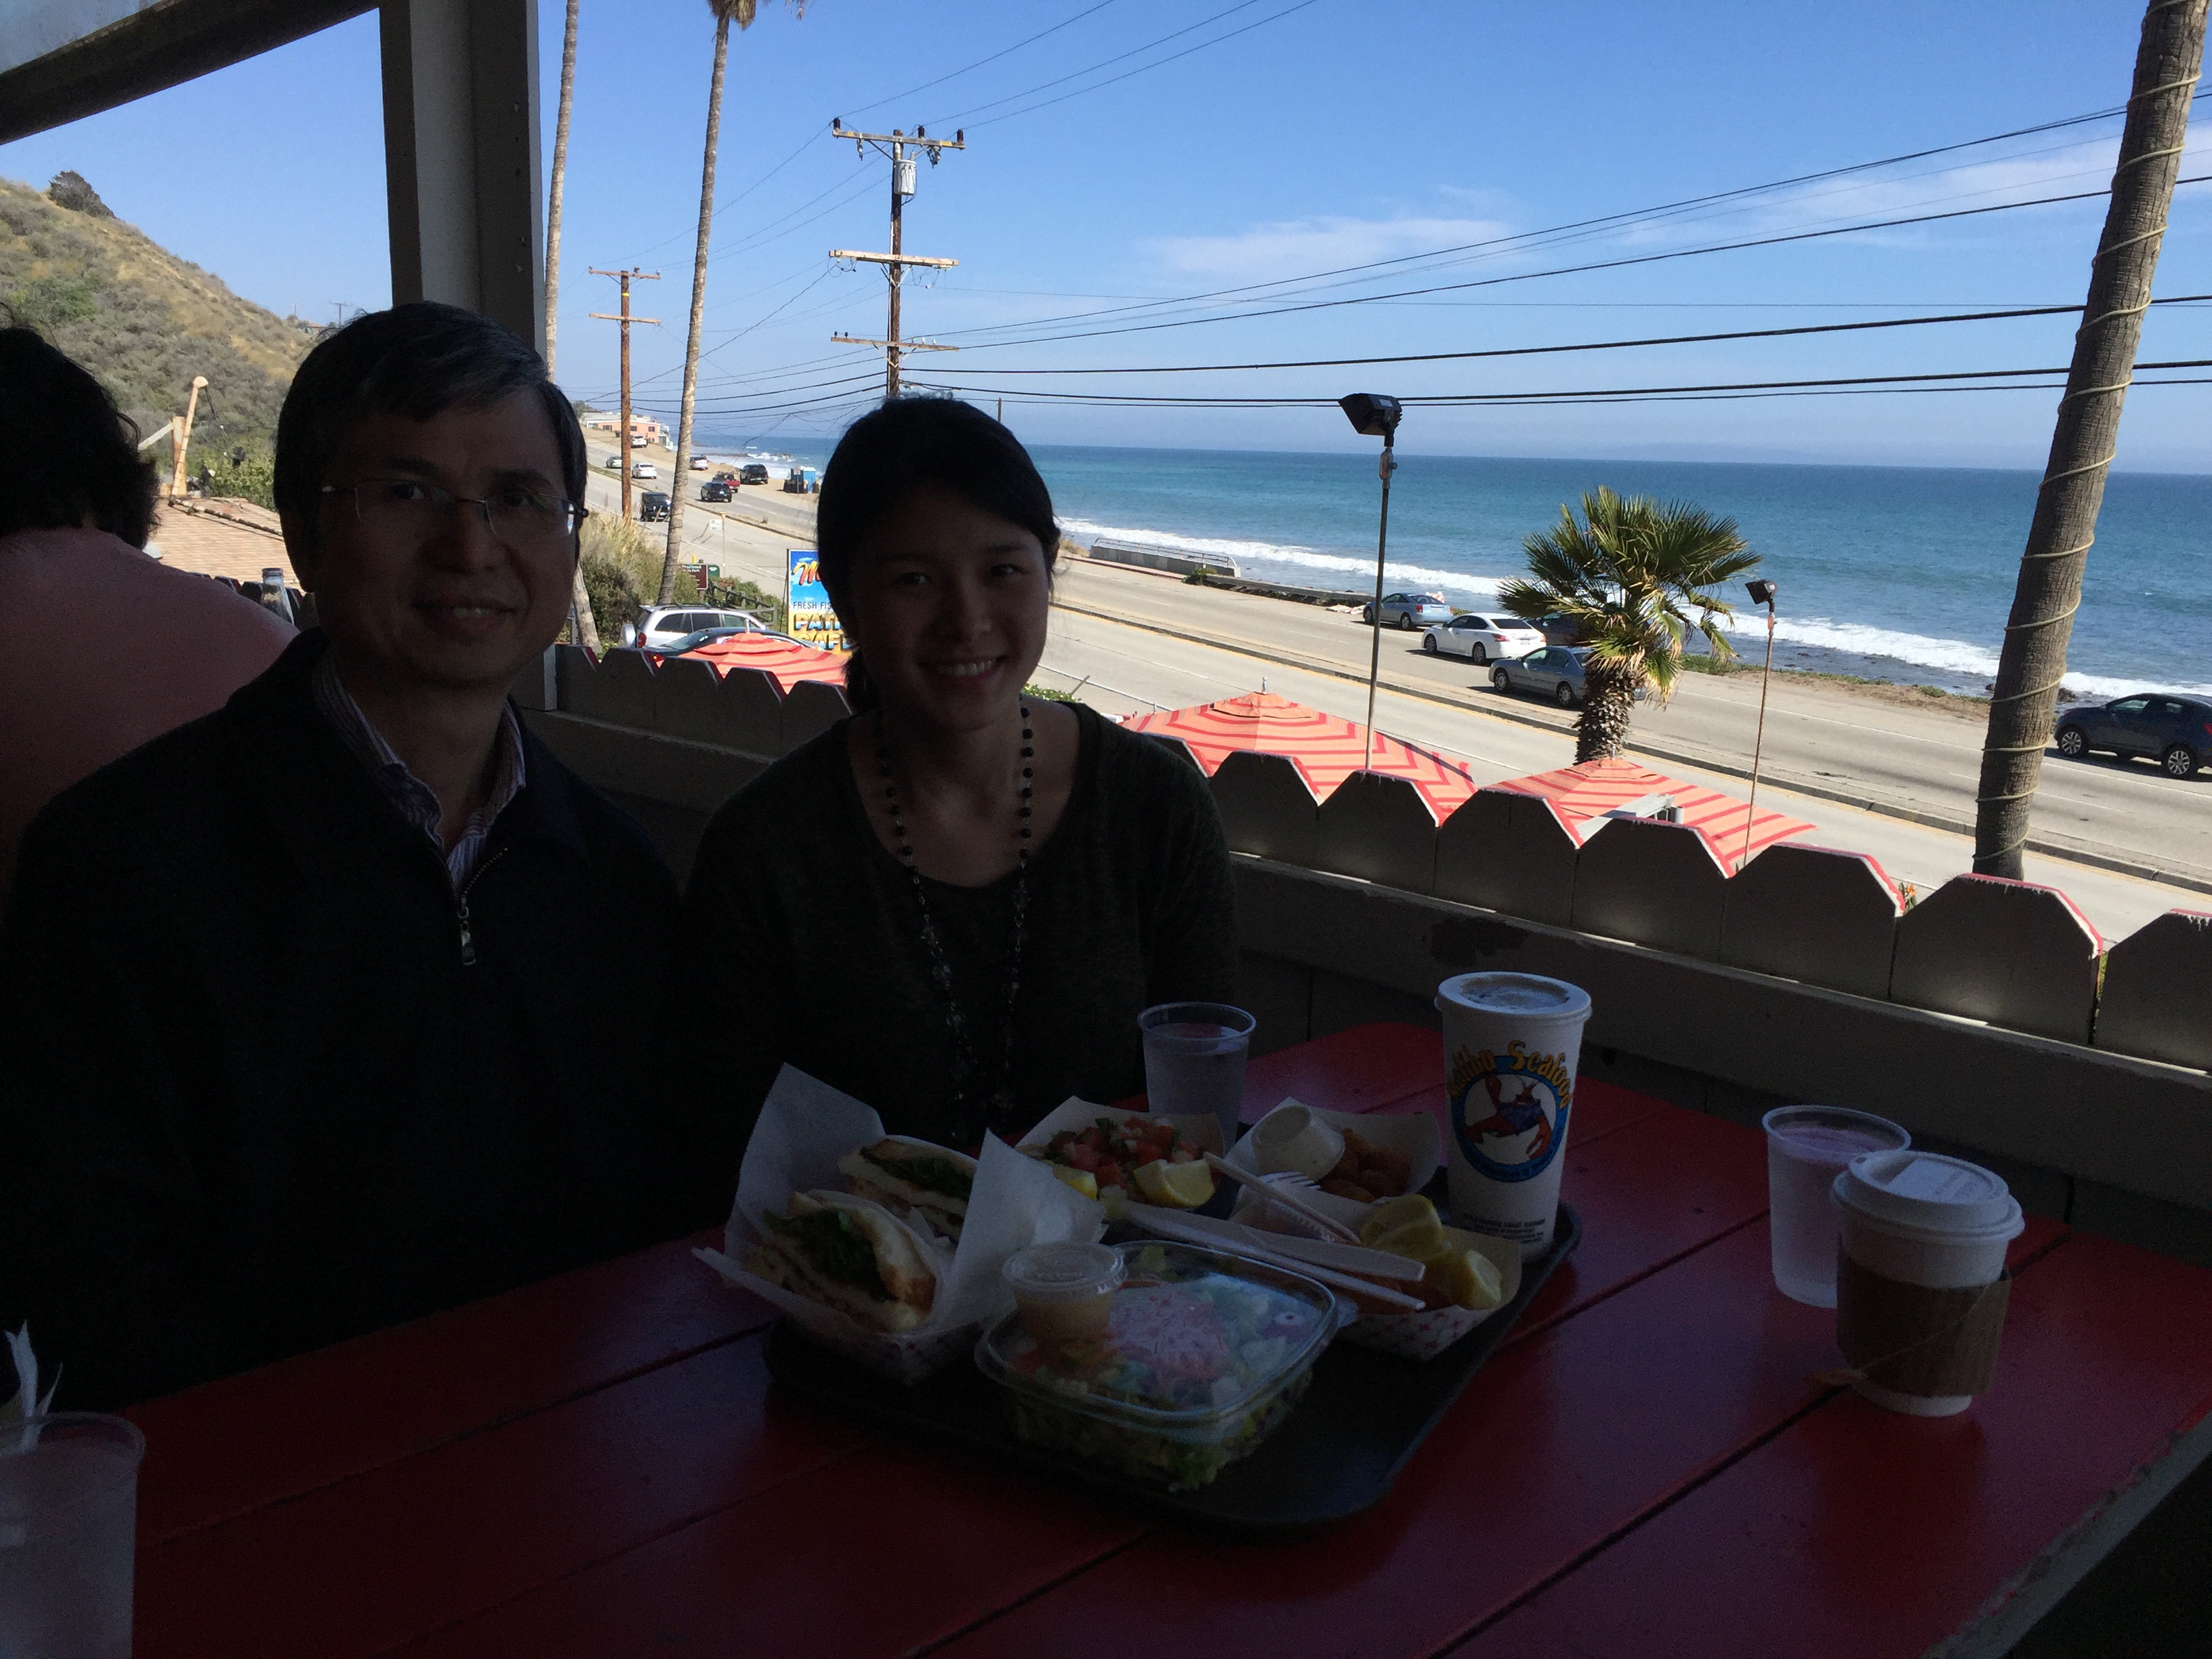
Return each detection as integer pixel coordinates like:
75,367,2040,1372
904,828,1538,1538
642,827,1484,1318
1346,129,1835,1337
1340,394,1403,771
1740,578,1778,872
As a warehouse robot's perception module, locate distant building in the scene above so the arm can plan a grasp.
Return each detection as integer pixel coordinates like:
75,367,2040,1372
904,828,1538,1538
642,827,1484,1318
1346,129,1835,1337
580,411,664,446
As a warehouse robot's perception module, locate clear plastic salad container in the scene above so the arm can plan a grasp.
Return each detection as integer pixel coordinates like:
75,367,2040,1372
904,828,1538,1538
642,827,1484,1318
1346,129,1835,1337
975,1240,1341,1490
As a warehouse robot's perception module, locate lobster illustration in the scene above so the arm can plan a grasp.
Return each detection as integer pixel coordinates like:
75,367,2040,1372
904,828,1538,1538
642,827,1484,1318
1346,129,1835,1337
1463,1072,1552,1164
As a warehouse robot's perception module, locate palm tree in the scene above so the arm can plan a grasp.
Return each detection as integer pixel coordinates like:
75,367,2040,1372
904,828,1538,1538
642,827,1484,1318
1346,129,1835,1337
1498,487,1761,763
542,0,599,652
657,0,807,607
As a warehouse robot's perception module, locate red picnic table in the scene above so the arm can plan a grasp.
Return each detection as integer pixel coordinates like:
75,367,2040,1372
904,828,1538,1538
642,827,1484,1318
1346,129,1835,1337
123,1024,2212,1658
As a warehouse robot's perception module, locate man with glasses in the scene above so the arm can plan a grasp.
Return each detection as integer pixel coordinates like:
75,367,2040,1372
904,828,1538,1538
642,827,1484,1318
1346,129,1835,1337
0,304,726,1407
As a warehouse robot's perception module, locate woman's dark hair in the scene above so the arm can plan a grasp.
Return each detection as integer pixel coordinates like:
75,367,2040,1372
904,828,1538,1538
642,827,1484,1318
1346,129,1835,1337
274,300,586,546
815,396,1061,710
0,325,158,547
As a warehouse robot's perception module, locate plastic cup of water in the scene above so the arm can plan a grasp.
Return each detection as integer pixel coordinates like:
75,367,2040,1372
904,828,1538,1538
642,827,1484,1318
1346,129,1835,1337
1138,1002,1254,1151
1762,1105,1911,1307
0,1412,145,1659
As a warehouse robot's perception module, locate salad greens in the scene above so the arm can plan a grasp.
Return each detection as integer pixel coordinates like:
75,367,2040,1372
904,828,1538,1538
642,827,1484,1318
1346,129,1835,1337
761,1208,890,1300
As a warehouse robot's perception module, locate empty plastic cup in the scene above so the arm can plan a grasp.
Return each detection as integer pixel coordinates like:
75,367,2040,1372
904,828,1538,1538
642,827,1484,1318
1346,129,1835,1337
1762,1105,1910,1307
0,1412,145,1659
1138,1002,1254,1151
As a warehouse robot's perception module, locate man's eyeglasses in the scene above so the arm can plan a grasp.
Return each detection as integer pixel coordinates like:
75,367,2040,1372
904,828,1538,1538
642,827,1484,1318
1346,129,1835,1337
321,478,587,544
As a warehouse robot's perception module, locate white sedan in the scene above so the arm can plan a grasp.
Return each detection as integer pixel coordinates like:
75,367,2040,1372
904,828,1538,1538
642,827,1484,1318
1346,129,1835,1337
1422,613,1547,664
631,461,658,479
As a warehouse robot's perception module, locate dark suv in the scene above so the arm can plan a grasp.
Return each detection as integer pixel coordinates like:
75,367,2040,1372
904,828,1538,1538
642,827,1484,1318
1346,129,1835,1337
638,491,671,523
738,463,770,486
700,478,734,502
2055,693,2211,778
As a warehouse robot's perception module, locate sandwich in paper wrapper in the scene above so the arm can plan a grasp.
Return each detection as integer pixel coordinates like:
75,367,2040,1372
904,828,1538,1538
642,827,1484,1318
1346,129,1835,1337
697,1066,1104,1385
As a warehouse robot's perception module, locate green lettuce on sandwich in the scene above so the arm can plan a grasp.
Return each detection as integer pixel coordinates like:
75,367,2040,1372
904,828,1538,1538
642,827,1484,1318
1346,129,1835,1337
747,1190,940,1332
837,1136,977,1243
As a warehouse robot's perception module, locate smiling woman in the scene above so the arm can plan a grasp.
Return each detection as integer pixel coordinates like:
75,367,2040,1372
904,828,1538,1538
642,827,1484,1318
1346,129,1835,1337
687,398,1239,1151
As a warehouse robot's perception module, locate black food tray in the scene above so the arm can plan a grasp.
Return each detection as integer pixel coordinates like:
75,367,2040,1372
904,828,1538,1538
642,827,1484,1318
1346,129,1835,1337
762,1204,1580,1528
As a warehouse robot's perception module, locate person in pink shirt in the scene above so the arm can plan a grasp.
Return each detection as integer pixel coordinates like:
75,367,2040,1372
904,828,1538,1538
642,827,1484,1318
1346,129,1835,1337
0,327,293,899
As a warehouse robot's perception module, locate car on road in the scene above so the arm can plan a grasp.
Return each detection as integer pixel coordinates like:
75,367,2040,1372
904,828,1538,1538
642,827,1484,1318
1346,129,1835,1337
1361,591,1453,630
690,455,712,470
2054,693,2211,778
631,461,658,479
738,463,770,485
1422,612,1547,664
603,454,622,470
623,606,773,651
701,478,735,502
1489,645,1646,710
638,491,670,523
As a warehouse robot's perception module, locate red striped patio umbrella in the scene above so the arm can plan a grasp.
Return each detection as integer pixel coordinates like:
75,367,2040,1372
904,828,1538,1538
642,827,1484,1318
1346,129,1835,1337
1486,755,1816,863
1120,691,1478,821
659,633,850,695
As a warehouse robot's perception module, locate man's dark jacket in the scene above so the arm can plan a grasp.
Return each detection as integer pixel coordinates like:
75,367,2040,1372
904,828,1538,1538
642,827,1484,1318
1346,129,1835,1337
0,632,730,1407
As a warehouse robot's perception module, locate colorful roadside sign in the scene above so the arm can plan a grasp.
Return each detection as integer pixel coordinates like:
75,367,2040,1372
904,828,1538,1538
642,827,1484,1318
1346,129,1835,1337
785,548,847,651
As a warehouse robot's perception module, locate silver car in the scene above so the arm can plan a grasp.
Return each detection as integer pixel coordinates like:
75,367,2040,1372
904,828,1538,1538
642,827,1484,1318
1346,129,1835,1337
1490,645,1644,710
1361,591,1454,630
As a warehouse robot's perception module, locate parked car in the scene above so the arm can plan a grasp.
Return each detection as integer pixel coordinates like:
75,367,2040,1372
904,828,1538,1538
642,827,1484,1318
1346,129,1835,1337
2054,693,2211,778
1490,645,1647,710
637,491,670,523
631,461,658,479
642,626,765,661
1361,591,1454,630
604,454,623,469
738,463,770,485
689,455,712,470
1422,612,1547,664
623,606,771,651
1534,611,1595,646
630,434,648,449
701,478,735,502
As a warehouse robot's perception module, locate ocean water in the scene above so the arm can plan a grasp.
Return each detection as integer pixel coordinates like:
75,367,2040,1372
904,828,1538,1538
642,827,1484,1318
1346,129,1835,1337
1027,445,2212,701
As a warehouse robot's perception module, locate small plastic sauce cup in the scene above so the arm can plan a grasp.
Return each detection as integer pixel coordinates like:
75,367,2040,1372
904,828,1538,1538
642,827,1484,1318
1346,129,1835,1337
1003,1242,1125,1346
1251,1103,1347,1182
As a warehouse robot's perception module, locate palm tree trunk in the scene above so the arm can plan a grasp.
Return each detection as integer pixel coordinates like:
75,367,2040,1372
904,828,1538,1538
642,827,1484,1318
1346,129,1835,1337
656,10,731,608
543,0,600,654
1575,663,1637,762
1973,0,2206,876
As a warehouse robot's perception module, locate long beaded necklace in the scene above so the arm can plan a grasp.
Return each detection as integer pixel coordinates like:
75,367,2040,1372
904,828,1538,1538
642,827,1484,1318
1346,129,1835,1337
876,705,1033,1142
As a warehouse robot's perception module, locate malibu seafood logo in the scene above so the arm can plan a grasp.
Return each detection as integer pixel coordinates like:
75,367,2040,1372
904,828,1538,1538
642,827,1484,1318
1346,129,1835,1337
1448,1042,1573,1183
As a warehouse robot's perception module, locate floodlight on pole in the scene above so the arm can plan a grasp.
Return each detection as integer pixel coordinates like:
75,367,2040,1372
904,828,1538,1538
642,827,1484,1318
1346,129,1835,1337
1340,393,1402,772
1740,577,1778,872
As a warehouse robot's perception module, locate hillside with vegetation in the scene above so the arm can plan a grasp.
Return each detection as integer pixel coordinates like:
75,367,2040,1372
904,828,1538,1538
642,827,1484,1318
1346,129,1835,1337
0,170,316,483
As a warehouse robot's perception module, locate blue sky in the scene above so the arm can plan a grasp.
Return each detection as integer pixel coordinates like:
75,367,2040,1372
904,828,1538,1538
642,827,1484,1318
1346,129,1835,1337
5,0,2211,469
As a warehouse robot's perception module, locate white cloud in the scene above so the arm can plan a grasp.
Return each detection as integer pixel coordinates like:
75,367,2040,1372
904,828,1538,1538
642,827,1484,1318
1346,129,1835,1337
1140,213,1520,282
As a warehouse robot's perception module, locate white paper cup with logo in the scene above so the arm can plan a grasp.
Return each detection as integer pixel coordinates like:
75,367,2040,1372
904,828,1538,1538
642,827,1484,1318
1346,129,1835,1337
1830,1151,2024,1417
1437,971,1592,1261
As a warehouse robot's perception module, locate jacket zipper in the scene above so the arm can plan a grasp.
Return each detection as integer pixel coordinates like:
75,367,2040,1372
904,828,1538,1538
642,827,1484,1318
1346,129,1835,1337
455,846,510,966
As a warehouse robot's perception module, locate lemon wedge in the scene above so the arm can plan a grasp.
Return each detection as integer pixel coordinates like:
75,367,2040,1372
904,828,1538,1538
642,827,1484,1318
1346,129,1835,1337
1359,1194,1441,1246
1133,1158,1214,1208
1368,1218,1450,1263
1048,1165,1099,1200
1424,1248,1507,1311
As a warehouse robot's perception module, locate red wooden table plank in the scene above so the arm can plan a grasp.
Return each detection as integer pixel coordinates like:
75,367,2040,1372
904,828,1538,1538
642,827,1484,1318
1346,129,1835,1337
1240,1021,1441,1122
926,1221,1845,1659
387,1438,1148,1659
1449,1231,2212,1659
127,1231,771,1547
134,1329,848,1659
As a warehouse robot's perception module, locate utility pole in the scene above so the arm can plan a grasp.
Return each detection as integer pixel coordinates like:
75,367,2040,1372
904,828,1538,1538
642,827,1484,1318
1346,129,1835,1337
829,120,964,396
167,375,208,501
589,267,661,523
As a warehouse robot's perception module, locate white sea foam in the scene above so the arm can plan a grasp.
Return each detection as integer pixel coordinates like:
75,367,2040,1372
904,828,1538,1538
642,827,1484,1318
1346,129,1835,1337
1063,518,1501,596
1715,616,2212,701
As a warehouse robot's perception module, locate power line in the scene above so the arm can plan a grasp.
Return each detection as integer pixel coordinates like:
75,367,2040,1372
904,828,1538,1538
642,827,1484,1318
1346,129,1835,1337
930,289,2212,379
940,173,2212,361
840,0,1124,118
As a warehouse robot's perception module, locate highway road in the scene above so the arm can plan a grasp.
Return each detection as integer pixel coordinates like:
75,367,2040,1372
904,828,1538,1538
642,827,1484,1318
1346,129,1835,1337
582,462,2204,939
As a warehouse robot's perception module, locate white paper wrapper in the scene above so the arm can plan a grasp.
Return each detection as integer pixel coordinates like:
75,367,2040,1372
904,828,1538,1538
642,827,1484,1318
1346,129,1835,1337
1339,1231,1523,1361
696,1067,1105,1385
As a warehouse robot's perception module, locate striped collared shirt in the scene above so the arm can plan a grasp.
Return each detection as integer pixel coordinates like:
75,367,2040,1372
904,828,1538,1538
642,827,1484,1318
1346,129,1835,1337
310,652,527,888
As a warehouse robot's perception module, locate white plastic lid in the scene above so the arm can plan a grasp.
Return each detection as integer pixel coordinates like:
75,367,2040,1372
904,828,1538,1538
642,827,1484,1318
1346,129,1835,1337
1832,1150,2023,1240
1436,971,1591,1019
